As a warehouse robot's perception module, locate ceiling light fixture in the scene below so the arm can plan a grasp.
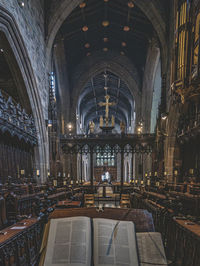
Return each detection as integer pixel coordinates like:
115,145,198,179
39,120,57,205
104,0,109,2
0,49,4,53
123,26,130,32
128,1,134,8
120,51,125,55
121,42,127,47
86,52,91,56
82,25,88,32
85,43,90,48
102,20,110,27
18,0,25,7
103,47,108,52
103,37,108,42
79,2,86,8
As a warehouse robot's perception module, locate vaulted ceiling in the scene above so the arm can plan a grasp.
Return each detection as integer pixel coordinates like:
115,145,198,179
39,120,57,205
55,0,156,78
78,71,134,131
46,0,169,132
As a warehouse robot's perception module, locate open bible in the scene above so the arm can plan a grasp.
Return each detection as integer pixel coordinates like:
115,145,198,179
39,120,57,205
41,216,167,266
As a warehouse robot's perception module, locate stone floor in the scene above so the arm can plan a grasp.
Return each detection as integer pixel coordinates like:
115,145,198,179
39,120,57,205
95,186,120,207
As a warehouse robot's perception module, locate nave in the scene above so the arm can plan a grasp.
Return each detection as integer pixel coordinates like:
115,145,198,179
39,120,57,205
1,0,200,265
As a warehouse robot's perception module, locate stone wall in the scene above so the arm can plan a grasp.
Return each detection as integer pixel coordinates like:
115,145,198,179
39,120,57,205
0,0,48,117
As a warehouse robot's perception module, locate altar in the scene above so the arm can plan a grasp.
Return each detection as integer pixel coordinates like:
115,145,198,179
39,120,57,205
94,166,117,182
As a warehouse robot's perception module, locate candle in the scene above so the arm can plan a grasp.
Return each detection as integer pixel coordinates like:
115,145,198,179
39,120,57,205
36,170,40,176
189,169,194,175
164,171,167,176
63,181,67,186
21,170,25,175
174,170,178,176
53,180,57,187
147,180,150,186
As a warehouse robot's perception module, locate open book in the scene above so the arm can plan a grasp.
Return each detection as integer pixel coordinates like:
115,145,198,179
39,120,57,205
42,216,167,266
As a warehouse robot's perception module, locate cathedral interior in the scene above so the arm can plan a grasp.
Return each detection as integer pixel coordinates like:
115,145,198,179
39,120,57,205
0,0,200,265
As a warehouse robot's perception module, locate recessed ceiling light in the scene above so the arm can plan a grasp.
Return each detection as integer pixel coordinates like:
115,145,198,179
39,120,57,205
18,0,25,7
104,0,109,2
123,26,130,32
102,20,110,27
85,43,90,48
103,37,108,42
128,1,134,8
121,41,127,47
0,49,4,53
103,47,108,52
82,25,88,32
79,2,86,8
86,52,91,56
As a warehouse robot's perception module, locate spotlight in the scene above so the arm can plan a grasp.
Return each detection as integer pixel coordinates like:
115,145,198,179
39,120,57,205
67,122,73,132
161,113,168,120
18,0,25,7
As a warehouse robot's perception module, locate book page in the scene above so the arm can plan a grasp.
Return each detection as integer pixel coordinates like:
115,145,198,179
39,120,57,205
93,218,139,266
136,232,168,266
44,216,91,266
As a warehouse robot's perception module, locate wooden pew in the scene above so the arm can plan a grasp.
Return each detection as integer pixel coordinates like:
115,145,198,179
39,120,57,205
0,218,43,266
0,195,7,228
84,194,95,207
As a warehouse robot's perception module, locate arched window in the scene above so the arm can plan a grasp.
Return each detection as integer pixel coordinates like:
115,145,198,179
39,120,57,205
96,146,115,167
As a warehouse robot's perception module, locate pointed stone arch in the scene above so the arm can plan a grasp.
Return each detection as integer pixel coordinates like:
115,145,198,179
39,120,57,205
0,6,49,182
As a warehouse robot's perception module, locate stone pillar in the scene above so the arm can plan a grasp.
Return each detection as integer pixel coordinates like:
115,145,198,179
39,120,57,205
131,150,134,181
90,147,93,190
80,151,83,183
53,39,70,134
121,148,124,194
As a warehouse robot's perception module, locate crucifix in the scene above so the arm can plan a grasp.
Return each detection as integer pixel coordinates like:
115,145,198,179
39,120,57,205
99,93,116,126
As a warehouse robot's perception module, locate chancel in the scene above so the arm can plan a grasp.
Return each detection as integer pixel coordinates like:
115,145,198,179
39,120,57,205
0,0,200,265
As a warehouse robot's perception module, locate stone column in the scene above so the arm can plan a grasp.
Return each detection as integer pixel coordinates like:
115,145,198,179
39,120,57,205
90,147,93,190
121,148,124,194
80,151,83,183
53,39,70,134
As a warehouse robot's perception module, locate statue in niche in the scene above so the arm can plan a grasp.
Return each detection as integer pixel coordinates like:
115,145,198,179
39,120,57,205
120,121,125,133
89,120,95,134
111,115,115,127
100,116,103,127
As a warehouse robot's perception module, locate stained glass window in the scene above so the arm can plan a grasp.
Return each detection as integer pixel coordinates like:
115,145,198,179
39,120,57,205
96,146,115,166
